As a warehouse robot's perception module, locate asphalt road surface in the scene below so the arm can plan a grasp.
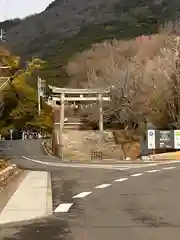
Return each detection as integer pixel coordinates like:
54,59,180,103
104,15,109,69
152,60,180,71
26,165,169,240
0,140,180,239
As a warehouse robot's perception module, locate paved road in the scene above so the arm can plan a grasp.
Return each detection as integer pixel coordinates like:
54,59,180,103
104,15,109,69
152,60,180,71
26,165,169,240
0,140,180,239
0,140,173,171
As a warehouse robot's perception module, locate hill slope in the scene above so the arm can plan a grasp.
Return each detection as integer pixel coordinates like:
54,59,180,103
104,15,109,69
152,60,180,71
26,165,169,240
1,0,180,86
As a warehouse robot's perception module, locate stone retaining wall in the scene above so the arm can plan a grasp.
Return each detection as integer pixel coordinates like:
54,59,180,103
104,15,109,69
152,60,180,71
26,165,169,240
0,164,18,183
44,130,125,161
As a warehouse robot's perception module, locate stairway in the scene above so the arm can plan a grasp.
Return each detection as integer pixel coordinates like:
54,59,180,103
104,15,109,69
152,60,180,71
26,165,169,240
60,130,124,161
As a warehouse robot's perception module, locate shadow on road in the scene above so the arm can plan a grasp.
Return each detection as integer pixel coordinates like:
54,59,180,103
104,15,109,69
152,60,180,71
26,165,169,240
0,216,73,240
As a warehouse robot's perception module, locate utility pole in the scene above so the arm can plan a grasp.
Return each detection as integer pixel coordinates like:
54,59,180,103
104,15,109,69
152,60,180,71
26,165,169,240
37,76,41,116
59,92,65,158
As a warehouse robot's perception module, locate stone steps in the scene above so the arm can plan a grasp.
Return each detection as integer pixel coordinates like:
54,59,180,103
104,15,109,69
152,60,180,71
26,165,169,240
59,130,123,161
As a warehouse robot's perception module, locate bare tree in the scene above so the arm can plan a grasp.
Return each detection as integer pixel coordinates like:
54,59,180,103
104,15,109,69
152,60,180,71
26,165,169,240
66,29,180,130
159,30,180,128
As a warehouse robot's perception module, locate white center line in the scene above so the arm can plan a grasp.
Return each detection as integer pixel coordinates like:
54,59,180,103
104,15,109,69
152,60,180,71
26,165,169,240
114,177,129,182
163,166,176,170
54,203,73,213
130,173,143,177
73,192,92,198
95,184,111,189
146,170,161,173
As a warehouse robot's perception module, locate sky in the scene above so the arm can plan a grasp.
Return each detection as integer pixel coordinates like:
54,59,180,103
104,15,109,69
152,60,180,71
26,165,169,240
0,0,53,22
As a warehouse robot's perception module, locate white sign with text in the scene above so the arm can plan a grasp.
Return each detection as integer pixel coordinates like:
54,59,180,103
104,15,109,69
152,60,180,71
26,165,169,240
147,130,156,149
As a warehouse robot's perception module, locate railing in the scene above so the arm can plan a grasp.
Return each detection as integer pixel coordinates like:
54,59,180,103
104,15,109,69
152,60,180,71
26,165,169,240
0,77,11,116
0,77,11,90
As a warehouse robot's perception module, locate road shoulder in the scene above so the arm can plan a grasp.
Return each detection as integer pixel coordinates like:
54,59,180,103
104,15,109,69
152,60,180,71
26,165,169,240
0,171,52,224
0,169,26,213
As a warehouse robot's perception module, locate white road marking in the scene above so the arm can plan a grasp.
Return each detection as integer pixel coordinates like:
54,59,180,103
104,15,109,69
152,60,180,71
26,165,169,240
130,173,143,177
22,156,130,170
163,166,176,170
73,192,92,198
22,156,180,170
147,163,158,166
114,177,128,182
158,161,180,165
95,184,111,189
146,170,161,173
54,203,73,213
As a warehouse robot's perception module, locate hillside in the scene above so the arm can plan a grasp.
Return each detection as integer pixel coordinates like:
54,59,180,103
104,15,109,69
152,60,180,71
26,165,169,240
1,0,180,86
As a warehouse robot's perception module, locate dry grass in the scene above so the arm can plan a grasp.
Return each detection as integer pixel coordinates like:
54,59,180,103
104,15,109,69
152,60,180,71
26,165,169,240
0,160,8,171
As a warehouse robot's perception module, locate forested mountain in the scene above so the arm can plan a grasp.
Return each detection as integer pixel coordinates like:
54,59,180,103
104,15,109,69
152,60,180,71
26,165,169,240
0,0,180,86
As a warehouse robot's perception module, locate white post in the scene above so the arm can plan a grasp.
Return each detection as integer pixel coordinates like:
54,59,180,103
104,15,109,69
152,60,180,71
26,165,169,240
60,93,65,139
98,93,103,132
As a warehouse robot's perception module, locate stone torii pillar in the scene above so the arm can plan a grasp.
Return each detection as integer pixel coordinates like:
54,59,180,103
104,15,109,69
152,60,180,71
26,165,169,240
59,92,65,158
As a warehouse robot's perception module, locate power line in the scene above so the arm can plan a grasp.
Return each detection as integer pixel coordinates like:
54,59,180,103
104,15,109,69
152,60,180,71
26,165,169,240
3,0,9,21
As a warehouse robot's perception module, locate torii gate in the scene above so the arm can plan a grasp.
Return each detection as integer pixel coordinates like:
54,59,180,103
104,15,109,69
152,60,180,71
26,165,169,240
49,85,111,133
49,85,111,156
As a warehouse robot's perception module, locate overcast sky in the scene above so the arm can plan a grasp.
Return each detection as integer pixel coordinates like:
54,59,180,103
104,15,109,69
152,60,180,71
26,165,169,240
0,0,53,22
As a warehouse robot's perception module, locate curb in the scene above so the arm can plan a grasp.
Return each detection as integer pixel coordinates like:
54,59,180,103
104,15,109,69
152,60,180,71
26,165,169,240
46,172,53,215
41,140,180,164
38,143,53,215
0,164,18,183
48,159,180,164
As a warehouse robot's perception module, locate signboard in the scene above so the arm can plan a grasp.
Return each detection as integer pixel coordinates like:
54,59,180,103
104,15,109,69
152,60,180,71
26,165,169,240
147,130,156,149
174,130,180,149
157,130,174,149
147,130,175,149
38,78,46,97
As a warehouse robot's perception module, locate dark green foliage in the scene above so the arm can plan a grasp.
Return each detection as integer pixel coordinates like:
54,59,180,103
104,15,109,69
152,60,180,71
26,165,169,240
37,0,180,86
0,19,20,31
2,0,180,87
45,0,64,11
